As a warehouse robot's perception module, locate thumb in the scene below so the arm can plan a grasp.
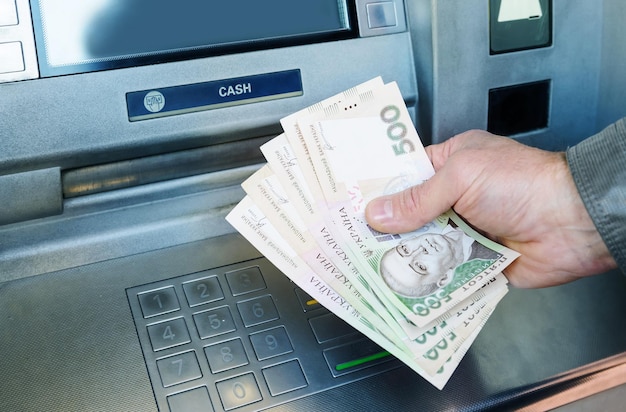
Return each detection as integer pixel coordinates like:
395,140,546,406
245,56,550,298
364,167,461,234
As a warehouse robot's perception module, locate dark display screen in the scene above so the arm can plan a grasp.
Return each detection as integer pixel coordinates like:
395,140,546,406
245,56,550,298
31,0,352,77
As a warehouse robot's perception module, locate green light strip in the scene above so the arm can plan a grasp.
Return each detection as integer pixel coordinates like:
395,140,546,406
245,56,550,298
335,350,391,371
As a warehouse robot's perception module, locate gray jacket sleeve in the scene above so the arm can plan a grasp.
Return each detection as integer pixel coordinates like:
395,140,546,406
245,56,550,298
566,117,626,273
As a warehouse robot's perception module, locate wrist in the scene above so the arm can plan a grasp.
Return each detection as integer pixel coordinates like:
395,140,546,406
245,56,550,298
553,152,617,276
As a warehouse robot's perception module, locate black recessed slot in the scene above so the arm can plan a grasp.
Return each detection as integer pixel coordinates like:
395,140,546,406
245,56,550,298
488,80,550,136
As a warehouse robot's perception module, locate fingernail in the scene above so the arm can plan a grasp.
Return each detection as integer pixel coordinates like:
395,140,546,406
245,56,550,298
368,199,393,224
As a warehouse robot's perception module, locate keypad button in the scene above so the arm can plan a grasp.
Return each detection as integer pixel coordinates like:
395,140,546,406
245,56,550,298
366,1,398,29
237,295,279,327
204,338,248,374
138,286,180,318
225,267,266,296
309,312,358,343
147,317,191,351
193,306,237,339
294,288,322,312
157,351,202,388
216,373,262,411
249,326,293,361
0,0,18,26
262,360,308,396
183,276,224,307
0,0,19,26
167,386,214,412
0,41,24,75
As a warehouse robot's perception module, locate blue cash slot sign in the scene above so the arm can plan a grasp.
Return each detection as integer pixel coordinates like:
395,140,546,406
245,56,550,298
126,69,303,121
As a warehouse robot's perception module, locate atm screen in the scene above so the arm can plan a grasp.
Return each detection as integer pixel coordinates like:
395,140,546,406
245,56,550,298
31,0,352,76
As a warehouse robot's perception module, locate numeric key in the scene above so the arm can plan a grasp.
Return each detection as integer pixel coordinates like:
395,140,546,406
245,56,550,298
147,317,191,351
183,276,224,307
193,306,237,339
138,286,180,318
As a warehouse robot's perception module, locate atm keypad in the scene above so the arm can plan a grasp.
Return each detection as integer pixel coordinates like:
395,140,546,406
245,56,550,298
127,258,401,412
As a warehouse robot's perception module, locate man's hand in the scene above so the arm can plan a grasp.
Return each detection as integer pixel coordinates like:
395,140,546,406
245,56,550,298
365,130,617,288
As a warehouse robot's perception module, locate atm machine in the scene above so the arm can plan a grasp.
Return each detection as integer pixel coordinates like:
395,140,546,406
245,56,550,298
1,1,625,411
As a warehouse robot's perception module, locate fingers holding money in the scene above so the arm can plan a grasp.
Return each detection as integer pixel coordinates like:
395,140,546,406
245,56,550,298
363,178,454,234
364,136,469,235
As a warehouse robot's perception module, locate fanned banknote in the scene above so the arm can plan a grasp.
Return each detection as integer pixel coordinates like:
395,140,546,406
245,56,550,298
226,78,519,389
227,197,460,389
240,163,509,369
295,82,519,328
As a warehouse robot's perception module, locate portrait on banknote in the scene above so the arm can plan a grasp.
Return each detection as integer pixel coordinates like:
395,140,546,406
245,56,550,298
374,221,503,300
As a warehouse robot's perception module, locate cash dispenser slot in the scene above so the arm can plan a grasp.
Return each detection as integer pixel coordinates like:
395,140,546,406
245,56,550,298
488,80,551,136
61,136,270,198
